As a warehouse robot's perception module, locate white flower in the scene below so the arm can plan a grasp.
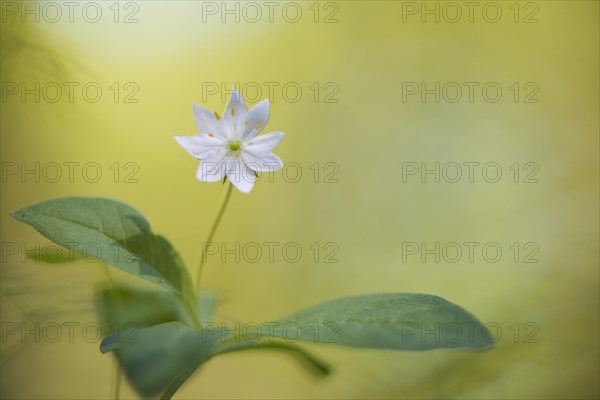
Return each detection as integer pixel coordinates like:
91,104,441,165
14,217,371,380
175,88,285,193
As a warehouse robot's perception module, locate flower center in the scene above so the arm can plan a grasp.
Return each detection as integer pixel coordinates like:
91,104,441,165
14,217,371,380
228,140,242,153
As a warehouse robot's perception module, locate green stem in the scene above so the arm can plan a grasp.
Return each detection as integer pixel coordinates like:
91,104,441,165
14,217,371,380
113,357,122,400
212,340,331,377
195,182,234,291
103,262,122,400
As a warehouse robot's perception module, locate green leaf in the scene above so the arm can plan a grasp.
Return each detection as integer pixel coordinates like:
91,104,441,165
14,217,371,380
96,285,220,331
100,320,330,399
273,293,495,351
101,322,217,398
158,340,330,400
96,286,221,398
95,284,190,331
10,197,195,303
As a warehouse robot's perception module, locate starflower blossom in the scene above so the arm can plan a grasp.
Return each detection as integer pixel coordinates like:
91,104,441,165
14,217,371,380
175,88,284,193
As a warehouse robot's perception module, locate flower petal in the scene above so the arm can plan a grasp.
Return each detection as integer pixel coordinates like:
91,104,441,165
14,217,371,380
223,88,248,139
174,134,224,159
241,99,269,140
241,149,283,172
196,152,229,182
193,103,224,137
225,157,255,193
245,132,284,152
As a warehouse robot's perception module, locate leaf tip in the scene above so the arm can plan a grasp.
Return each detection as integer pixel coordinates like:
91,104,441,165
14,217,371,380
99,334,118,353
9,209,23,220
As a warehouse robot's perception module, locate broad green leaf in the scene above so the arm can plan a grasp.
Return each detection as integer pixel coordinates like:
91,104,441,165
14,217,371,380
101,320,330,399
95,284,190,331
96,285,220,331
157,332,331,399
101,322,217,398
11,197,194,303
273,293,494,351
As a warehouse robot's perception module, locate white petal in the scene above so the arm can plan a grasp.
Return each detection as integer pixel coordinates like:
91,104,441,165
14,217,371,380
225,157,255,193
241,149,283,172
193,103,224,136
241,99,269,140
196,152,229,182
174,135,224,159
223,88,248,139
244,132,284,152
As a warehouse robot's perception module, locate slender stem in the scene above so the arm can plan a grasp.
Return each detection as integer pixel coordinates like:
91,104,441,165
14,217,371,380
211,340,331,377
113,357,122,400
196,182,234,291
103,263,122,400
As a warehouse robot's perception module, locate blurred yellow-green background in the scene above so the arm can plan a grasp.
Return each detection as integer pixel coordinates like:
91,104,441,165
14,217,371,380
1,1,598,398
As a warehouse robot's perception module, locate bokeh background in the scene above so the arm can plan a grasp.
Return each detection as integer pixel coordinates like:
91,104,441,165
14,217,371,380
1,1,598,399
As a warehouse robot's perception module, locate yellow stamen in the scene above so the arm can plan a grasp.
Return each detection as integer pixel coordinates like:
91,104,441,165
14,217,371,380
231,107,235,116
229,141,241,152
214,112,221,120
255,124,261,130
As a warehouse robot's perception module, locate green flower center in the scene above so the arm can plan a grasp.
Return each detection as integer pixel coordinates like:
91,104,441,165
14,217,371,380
228,141,241,152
